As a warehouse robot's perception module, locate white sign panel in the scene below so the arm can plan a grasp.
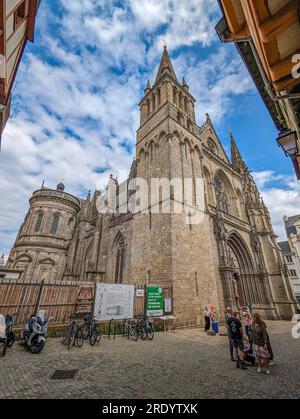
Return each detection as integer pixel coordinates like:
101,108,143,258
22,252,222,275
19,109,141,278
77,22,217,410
93,283,135,321
136,289,145,298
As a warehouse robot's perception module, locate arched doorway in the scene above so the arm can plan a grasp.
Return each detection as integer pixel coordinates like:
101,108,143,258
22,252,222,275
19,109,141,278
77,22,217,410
226,232,259,307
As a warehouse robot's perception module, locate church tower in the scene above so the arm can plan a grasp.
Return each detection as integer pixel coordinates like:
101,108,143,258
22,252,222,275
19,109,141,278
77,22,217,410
131,48,221,325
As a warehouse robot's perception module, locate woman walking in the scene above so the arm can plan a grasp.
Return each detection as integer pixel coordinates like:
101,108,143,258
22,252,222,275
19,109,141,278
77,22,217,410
251,313,271,375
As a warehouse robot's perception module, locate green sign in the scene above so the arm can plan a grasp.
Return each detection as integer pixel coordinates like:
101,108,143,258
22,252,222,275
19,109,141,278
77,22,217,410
146,286,164,316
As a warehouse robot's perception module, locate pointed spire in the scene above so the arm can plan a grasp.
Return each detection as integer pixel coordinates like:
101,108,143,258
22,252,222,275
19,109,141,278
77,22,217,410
144,80,151,95
182,77,189,91
155,46,178,83
230,129,247,174
0,254,5,266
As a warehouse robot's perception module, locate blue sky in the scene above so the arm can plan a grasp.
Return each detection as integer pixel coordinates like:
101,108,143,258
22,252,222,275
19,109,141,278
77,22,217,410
0,0,299,257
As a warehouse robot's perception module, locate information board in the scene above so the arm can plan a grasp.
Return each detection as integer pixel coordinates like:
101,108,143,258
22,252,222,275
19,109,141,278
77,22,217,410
93,283,135,321
146,286,164,317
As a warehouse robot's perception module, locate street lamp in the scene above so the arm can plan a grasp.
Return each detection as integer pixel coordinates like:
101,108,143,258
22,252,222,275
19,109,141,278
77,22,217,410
277,129,298,157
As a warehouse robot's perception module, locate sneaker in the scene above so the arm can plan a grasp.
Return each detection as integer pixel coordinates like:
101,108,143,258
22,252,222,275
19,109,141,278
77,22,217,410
266,369,271,375
257,368,262,373
236,362,240,369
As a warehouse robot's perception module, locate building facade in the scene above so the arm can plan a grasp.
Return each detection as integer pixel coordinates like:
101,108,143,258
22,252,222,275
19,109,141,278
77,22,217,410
216,0,300,178
279,215,300,303
0,0,40,144
7,48,296,324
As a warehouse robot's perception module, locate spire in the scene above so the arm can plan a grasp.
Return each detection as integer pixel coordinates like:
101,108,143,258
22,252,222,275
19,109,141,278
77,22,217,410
230,129,247,174
144,80,151,95
155,46,178,83
182,77,189,91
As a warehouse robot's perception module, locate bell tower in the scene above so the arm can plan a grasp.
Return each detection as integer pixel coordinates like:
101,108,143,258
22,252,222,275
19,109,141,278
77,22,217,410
136,47,198,181
138,48,196,138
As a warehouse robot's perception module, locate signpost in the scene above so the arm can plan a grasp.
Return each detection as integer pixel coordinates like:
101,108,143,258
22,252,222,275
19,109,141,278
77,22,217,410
146,286,164,317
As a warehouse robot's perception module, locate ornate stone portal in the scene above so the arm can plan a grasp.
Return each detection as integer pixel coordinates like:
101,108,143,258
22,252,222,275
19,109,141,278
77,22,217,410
6,48,296,324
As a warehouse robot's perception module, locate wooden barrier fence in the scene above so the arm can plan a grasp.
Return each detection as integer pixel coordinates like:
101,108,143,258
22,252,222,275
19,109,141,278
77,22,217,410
0,279,173,326
0,279,94,326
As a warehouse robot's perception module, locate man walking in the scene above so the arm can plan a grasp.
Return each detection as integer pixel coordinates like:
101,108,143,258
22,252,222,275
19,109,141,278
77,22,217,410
227,311,247,370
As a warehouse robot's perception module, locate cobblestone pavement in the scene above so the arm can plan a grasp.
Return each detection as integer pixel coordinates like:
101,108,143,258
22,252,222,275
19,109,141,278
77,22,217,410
0,321,299,399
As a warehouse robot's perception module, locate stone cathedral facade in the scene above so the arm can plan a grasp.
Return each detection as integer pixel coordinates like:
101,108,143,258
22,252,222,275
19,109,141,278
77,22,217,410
7,48,296,324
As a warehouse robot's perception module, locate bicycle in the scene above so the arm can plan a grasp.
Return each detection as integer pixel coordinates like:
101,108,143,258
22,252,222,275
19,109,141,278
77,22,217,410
61,315,84,350
80,314,102,346
136,314,155,341
121,318,138,341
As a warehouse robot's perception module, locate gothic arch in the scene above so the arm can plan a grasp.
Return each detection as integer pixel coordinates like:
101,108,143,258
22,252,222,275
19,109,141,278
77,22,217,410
225,231,263,306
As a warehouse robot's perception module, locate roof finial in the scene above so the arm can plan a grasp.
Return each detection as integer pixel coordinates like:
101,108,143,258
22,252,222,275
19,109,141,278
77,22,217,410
144,80,151,95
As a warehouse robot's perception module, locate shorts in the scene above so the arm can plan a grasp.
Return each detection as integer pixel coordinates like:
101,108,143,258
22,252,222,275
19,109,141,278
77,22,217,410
231,339,244,351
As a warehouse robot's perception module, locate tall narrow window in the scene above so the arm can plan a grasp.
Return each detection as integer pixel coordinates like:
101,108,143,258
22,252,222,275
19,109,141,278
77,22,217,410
35,212,43,233
179,93,183,109
184,98,188,113
173,88,177,105
114,235,125,284
157,88,161,105
147,100,150,116
50,214,60,235
152,95,156,112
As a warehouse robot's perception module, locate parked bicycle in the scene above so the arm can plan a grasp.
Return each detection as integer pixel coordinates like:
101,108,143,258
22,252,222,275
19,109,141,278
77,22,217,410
61,315,84,350
136,314,155,341
80,313,102,346
0,313,16,357
121,318,138,341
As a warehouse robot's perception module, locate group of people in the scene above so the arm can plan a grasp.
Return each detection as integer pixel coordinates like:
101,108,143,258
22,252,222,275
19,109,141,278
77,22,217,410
225,308,274,374
204,306,275,375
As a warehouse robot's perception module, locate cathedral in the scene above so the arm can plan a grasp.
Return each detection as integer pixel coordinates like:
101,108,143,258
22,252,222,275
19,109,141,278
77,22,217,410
7,48,296,325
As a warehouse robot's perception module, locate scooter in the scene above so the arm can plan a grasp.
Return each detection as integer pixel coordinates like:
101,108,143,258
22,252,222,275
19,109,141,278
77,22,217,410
0,314,16,357
21,310,54,354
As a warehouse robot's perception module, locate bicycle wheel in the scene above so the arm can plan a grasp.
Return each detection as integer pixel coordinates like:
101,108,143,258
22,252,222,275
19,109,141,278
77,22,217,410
90,325,101,346
147,324,154,341
75,327,84,348
137,323,147,341
129,323,138,341
81,323,90,340
61,324,72,345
